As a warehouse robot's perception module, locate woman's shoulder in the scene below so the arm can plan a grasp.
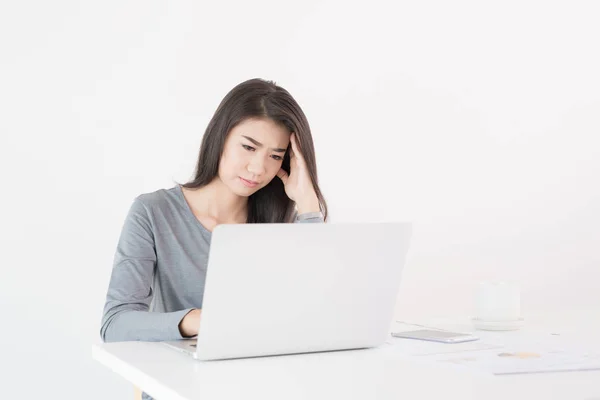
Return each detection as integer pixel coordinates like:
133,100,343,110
131,185,185,215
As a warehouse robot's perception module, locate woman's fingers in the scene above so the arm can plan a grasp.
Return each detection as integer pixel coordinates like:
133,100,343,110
289,148,298,169
277,168,289,184
290,133,306,166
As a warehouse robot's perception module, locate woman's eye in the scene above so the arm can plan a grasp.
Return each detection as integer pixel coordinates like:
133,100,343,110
242,144,255,151
271,155,283,161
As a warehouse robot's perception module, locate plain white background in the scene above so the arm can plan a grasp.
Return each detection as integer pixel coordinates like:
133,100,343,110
1,1,598,398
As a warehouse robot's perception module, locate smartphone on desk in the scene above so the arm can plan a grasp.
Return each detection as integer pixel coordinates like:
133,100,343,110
392,329,479,344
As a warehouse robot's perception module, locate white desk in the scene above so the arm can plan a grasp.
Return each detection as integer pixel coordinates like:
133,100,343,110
92,309,600,400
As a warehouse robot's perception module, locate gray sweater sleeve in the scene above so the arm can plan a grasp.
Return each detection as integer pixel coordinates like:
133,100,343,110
100,198,324,343
100,198,194,342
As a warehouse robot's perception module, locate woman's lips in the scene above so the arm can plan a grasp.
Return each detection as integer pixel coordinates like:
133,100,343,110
239,177,259,188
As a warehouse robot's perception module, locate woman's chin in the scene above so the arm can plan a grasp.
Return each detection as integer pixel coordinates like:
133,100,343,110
228,183,258,197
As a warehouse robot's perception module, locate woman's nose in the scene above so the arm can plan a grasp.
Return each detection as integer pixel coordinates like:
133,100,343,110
247,156,266,176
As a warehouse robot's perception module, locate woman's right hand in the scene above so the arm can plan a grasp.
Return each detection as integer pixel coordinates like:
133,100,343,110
179,309,202,337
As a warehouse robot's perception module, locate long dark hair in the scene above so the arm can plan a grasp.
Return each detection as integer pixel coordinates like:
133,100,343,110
182,78,328,223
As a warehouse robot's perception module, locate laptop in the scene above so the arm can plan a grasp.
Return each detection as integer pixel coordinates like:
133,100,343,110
163,222,412,361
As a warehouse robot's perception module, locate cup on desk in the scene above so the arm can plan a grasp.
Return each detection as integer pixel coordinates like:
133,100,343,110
473,281,524,331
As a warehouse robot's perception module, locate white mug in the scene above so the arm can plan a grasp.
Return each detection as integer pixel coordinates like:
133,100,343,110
475,281,521,322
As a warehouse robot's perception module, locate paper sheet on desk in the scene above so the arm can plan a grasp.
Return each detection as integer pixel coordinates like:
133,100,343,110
387,322,600,375
403,334,600,375
422,346,600,375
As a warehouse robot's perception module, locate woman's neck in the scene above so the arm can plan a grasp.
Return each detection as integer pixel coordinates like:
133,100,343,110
182,178,247,224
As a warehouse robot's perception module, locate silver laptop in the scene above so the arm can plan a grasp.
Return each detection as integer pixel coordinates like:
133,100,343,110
164,222,412,361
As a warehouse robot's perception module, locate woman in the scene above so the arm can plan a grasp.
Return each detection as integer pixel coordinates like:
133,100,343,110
100,78,328,343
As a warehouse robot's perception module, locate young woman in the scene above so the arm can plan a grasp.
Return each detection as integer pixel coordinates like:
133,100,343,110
100,78,328,343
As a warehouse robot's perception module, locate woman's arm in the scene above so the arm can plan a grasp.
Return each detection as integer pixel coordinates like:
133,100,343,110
278,132,326,222
295,211,324,223
100,198,195,342
294,185,324,223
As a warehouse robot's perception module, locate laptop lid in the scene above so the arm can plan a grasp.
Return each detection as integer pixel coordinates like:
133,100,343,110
195,222,412,361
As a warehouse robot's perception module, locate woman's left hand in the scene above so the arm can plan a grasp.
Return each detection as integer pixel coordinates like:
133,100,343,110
276,133,320,214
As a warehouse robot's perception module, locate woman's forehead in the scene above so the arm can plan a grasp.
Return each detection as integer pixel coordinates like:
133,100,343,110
232,118,290,142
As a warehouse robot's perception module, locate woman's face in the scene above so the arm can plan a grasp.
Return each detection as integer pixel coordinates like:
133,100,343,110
218,118,290,197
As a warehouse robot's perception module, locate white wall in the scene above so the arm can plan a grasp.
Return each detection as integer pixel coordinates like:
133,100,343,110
1,0,598,398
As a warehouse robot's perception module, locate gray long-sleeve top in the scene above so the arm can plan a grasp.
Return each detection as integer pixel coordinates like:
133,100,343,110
100,185,324,342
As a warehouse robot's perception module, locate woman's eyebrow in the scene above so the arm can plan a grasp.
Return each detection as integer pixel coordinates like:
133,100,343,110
241,135,287,153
